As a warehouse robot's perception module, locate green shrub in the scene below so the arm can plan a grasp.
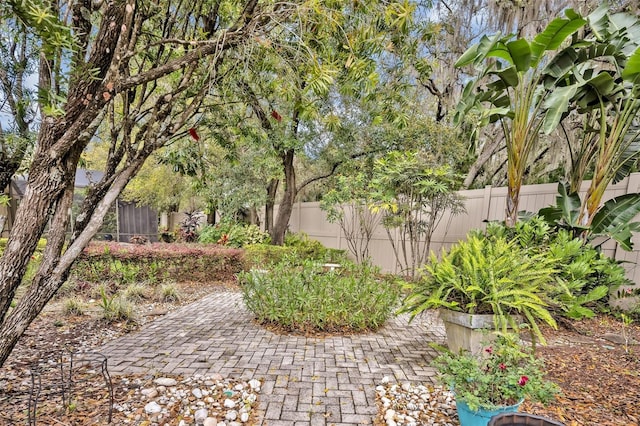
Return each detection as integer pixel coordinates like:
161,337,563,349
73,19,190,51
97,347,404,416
478,217,631,319
243,244,296,268
99,289,135,323
72,242,244,283
90,282,115,300
199,222,270,247
239,260,400,333
284,232,347,263
402,234,557,344
243,233,346,269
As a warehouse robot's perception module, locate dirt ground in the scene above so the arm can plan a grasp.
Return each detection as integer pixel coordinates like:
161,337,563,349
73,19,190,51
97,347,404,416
0,280,639,425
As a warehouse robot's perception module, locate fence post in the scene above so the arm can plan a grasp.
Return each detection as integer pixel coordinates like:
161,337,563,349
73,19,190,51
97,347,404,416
482,185,492,223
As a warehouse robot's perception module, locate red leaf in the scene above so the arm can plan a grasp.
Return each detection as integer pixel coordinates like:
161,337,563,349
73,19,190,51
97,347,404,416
271,110,282,122
189,128,200,141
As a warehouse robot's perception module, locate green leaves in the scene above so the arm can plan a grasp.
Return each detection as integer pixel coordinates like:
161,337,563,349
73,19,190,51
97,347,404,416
239,259,400,332
539,183,583,227
622,47,640,84
531,10,586,66
402,233,557,344
6,0,76,54
506,39,532,72
590,193,640,250
538,183,640,251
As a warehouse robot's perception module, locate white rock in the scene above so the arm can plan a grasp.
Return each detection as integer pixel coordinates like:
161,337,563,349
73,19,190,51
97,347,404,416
225,410,238,421
402,382,412,391
248,379,261,390
234,384,244,391
204,418,218,426
195,408,208,423
384,409,396,421
179,421,187,426
154,377,178,387
240,412,249,422
223,399,236,408
144,401,162,414
141,388,159,399
386,420,397,426
192,388,203,398
381,376,390,384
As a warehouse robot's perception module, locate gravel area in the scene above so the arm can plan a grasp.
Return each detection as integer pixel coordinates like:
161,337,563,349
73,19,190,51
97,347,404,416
375,376,458,426
114,374,261,425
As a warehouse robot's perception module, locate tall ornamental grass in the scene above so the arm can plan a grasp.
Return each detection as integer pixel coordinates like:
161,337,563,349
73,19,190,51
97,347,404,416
239,260,400,333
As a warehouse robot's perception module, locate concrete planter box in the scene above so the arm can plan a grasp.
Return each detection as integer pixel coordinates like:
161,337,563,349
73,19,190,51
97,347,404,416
439,309,497,355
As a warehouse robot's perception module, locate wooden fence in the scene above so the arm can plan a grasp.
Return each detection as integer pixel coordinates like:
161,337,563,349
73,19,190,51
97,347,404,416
285,174,640,291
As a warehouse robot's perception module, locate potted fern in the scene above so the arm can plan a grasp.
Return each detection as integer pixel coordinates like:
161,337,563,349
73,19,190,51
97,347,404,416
402,233,557,353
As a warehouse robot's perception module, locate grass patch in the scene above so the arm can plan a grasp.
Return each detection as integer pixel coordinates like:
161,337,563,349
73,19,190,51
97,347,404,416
98,289,135,323
62,297,86,316
239,259,400,333
122,283,149,302
157,283,181,302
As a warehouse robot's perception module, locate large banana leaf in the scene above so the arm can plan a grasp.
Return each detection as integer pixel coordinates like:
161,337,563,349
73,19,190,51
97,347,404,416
542,85,578,134
531,10,586,66
587,4,611,40
506,39,532,72
613,125,640,183
622,47,640,84
590,193,640,250
455,33,504,68
538,182,582,226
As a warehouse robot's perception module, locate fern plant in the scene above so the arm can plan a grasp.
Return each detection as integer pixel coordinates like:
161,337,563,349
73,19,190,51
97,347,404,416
402,235,557,344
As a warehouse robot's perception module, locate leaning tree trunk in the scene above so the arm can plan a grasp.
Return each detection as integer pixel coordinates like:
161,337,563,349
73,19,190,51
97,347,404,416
271,150,296,245
0,153,143,366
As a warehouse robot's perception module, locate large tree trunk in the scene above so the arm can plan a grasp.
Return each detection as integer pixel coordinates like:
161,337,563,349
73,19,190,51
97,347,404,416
265,178,279,234
271,150,296,245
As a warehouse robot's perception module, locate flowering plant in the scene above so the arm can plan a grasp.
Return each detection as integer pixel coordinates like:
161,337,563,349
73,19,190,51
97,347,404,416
432,333,559,411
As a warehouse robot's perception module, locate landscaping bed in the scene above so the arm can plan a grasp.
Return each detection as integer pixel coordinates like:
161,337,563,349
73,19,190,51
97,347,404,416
1,283,638,425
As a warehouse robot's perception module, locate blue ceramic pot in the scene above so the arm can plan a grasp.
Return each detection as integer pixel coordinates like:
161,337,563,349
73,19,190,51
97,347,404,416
456,399,522,426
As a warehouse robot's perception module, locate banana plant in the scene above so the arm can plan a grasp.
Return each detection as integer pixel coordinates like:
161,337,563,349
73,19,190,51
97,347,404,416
541,4,640,225
539,182,640,251
454,10,587,227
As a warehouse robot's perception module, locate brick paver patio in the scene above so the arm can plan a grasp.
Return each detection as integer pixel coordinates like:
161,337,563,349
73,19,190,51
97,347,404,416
99,292,446,425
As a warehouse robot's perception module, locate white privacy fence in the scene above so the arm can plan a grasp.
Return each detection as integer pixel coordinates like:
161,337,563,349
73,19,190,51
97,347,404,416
285,174,640,289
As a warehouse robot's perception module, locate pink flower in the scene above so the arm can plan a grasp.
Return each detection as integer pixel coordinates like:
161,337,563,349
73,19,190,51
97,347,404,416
518,376,529,386
499,363,506,370
485,346,493,354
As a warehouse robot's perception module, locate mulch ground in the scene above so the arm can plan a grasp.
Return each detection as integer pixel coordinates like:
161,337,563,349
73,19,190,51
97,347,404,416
522,316,640,426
